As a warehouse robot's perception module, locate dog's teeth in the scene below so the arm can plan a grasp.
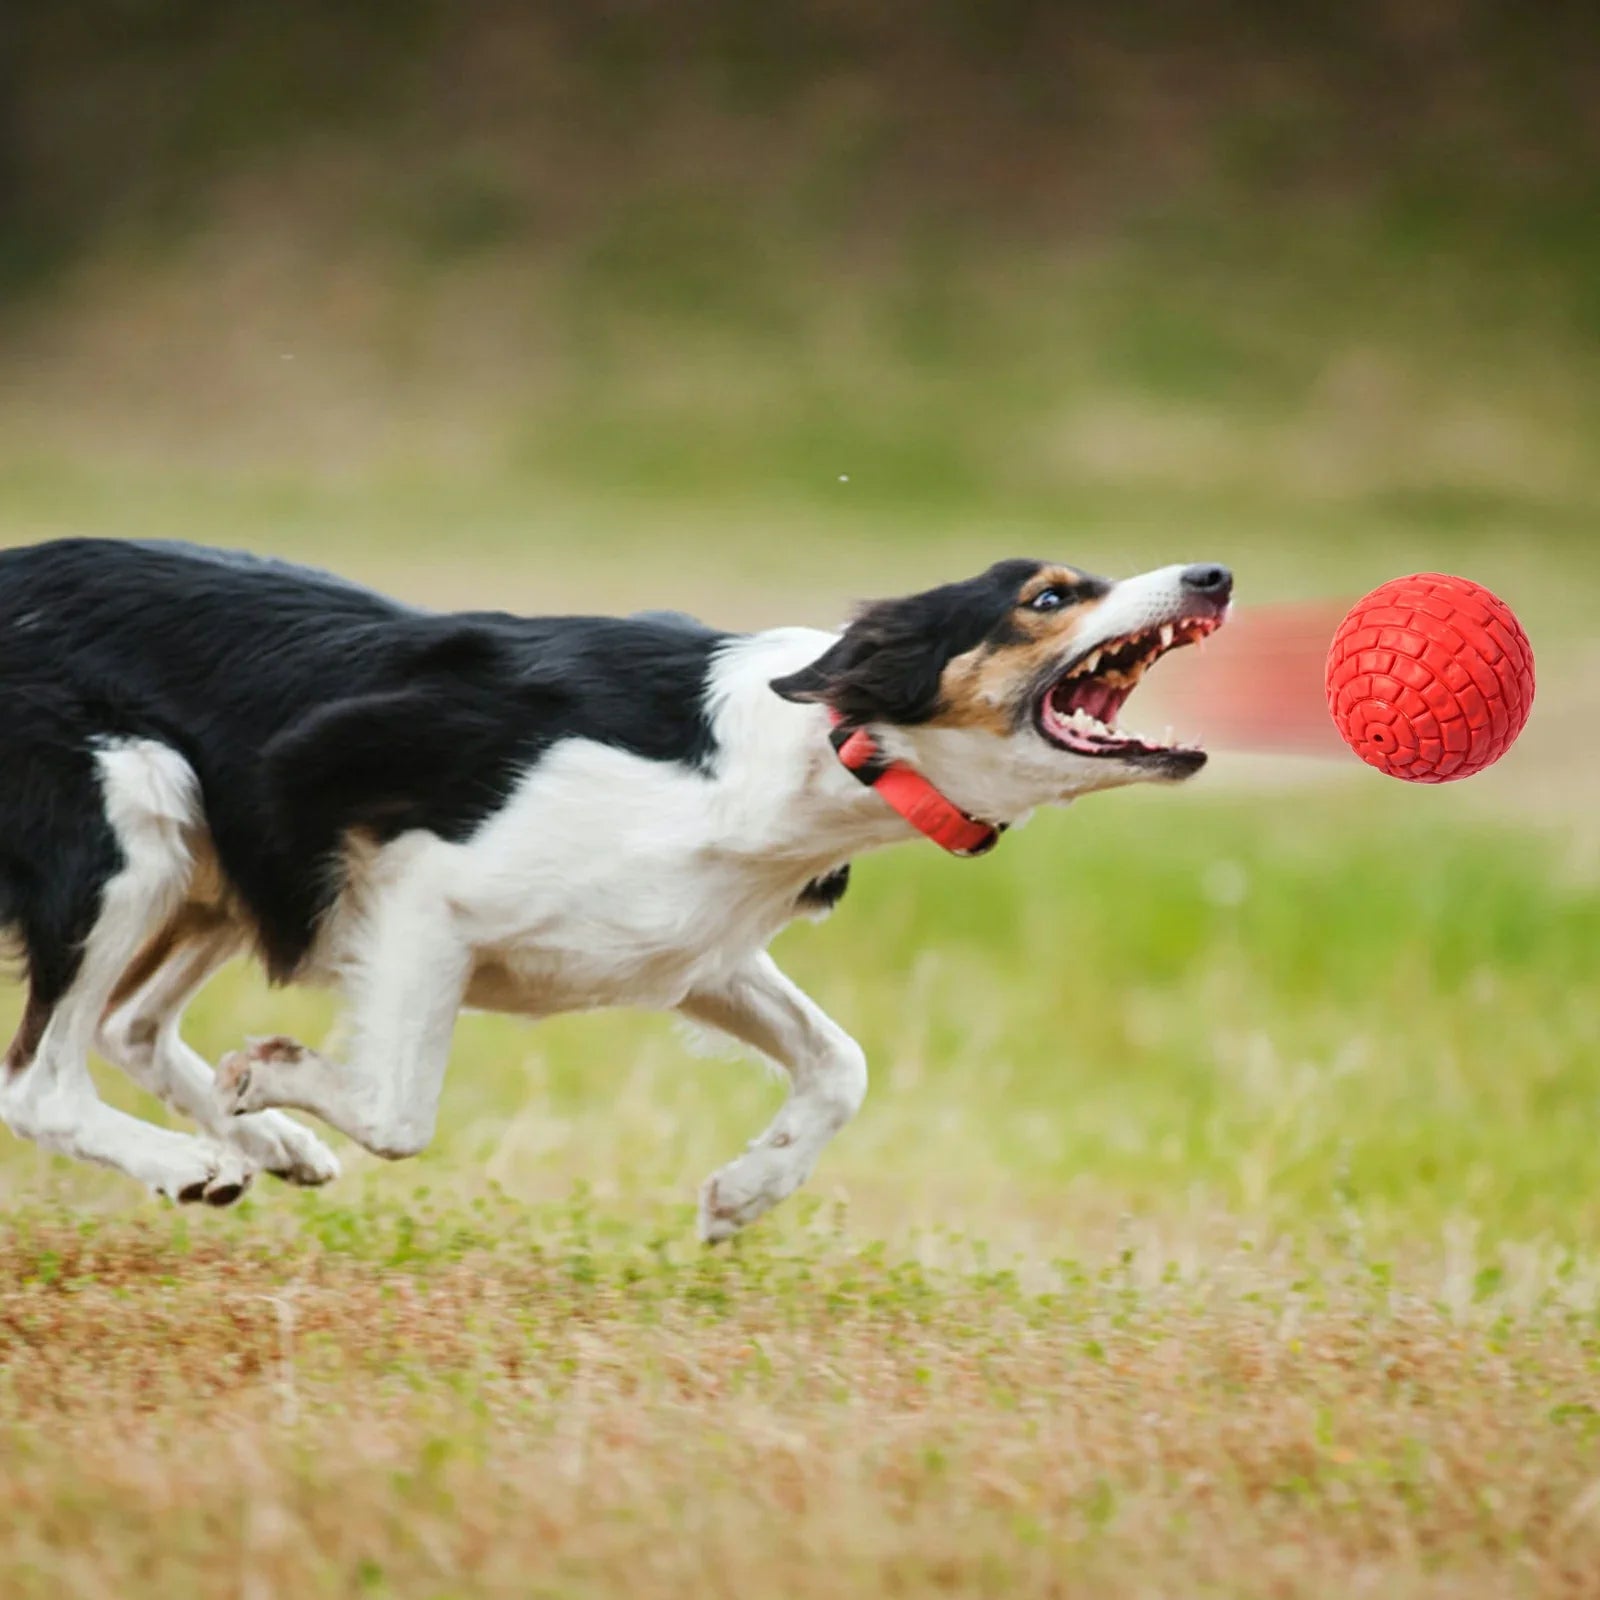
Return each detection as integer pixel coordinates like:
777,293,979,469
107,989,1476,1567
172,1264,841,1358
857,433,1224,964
1159,623,1175,649
1081,650,1101,675
1066,707,1117,739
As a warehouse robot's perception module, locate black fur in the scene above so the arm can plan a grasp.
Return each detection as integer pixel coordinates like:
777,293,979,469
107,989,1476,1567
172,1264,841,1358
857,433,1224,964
0,539,731,988
797,865,851,913
770,560,1108,724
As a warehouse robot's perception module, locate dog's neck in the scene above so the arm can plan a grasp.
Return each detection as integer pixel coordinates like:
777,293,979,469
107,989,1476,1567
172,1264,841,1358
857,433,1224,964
710,630,1018,877
825,714,1001,857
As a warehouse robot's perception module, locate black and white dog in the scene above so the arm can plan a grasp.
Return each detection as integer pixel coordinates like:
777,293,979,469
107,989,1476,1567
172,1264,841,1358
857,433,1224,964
0,539,1229,1238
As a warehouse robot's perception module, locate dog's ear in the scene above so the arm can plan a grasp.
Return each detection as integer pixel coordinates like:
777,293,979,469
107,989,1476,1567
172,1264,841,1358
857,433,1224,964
771,561,1056,725
769,596,956,725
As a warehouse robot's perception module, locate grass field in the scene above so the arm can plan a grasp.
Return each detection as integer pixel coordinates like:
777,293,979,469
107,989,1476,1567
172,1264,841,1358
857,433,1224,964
1,484,1598,1598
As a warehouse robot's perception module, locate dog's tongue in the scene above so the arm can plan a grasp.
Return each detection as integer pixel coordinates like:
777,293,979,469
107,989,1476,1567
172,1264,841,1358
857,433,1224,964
1066,679,1125,725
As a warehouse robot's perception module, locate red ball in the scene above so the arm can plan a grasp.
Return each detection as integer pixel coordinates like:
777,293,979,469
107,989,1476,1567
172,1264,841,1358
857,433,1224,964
1325,573,1535,782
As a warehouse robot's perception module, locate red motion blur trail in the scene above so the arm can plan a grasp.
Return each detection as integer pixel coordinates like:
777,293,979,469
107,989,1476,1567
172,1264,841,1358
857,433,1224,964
1138,599,1353,757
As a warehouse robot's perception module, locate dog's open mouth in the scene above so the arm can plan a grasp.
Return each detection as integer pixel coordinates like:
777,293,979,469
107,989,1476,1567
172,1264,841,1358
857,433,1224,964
1036,613,1225,760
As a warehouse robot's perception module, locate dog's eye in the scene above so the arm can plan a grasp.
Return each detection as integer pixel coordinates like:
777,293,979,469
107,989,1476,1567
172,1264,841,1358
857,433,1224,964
1028,588,1065,612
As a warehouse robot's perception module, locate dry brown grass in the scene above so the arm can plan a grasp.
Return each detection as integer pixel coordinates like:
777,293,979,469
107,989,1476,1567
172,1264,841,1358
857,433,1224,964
4,1204,1600,1599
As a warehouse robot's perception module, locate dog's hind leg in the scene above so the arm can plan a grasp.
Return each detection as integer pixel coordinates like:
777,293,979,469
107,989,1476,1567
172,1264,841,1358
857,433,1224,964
97,909,340,1187
0,742,252,1203
680,952,868,1243
215,838,470,1160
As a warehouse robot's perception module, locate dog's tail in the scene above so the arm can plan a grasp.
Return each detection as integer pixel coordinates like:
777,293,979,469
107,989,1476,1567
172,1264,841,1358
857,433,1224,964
263,685,526,847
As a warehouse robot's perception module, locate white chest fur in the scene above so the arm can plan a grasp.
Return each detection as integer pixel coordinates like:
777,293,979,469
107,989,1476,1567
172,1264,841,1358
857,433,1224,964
312,629,911,1019
452,739,837,1012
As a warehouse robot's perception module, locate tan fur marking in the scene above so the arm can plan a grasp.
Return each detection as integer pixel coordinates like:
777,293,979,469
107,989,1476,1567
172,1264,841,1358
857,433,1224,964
1016,565,1088,606
103,902,233,1017
184,838,232,908
931,571,1107,734
4,991,51,1078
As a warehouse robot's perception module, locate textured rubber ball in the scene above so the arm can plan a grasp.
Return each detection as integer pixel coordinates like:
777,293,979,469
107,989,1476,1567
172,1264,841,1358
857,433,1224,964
1325,574,1535,782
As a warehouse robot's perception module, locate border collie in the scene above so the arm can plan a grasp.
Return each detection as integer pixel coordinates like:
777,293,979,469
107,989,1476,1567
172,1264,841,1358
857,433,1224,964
0,539,1229,1238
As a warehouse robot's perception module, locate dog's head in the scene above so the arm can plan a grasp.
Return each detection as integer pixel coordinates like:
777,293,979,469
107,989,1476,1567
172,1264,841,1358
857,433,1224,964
771,559,1232,819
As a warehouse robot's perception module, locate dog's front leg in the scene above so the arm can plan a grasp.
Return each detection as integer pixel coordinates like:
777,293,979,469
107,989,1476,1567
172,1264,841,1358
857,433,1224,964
679,952,867,1243
216,860,470,1160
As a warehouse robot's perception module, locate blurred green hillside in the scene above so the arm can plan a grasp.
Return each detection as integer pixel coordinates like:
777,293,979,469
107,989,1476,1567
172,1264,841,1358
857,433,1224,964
3,0,1600,538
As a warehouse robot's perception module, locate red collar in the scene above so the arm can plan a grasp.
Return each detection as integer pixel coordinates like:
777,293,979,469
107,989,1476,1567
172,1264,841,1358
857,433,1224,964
827,712,1003,858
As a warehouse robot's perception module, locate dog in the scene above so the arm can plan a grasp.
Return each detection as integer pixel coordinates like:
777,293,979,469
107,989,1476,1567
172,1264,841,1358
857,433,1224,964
0,538,1230,1238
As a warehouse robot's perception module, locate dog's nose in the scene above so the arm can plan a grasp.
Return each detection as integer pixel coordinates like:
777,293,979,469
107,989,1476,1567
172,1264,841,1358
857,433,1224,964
1181,564,1233,601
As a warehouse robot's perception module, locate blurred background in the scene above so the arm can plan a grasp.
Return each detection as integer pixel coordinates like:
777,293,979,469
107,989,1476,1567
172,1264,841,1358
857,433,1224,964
2,0,1598,1247
4,1,1599,596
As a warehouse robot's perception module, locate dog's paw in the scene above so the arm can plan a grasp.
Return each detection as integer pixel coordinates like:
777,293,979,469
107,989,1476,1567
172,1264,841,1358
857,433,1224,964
697,1145,804,1244
697,1175,739,1245
215,1049,255,1116
228,1111,340,1188
217,1035,307,1118
158,1141,254,1208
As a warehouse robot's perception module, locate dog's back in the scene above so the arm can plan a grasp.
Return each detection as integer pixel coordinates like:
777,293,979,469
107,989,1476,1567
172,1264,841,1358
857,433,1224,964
0,538,436,986
0,538,731,986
